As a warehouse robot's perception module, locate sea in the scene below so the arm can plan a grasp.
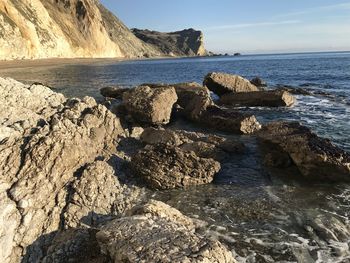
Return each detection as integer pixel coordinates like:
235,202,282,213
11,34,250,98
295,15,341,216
1,51,350,262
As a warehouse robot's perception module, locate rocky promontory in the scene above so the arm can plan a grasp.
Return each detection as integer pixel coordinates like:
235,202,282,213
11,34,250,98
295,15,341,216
1,72,350,262
132,28,208,57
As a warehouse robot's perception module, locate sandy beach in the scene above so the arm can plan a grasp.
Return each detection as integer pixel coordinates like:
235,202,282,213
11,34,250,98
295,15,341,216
0,57,130,70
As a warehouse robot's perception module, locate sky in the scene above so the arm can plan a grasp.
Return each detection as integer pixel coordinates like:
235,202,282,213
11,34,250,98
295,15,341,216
100,0,350,54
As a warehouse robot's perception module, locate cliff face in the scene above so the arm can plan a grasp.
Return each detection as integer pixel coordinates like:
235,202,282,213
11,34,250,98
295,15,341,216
0,0,162,60
132,28,208,57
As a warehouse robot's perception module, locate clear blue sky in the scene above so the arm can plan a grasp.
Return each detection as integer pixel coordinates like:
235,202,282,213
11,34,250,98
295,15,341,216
100,0,350,54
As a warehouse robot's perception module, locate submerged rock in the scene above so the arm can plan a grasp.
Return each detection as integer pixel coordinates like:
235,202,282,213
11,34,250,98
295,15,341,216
100,86,130,100
219,90,295,107
97,200,235,262
258,122,350,181
250,77,267,87
131,145,221,190
203,72,259,96
122,85,178,125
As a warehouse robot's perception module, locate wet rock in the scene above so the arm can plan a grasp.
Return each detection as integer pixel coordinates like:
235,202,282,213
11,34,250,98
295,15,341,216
96,200,235,262
197,106,262,134
219,90,295,107
122,85,178,125
250,77,267,87
258,122,350,181
64,161,145,228
100,86,130,100
275,85,312,96
203,72,259,96
131,145,221,190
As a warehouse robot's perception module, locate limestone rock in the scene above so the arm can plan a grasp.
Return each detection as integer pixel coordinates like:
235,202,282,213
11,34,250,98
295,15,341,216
97,200,235,263
0,77,65,140
0,0,162,60
204,72,259,96
122,85,178,125
258,122,350,181
63,161,145,228
131,145,221,190
0,79,129,262
132,28,208,57
219,90,295,107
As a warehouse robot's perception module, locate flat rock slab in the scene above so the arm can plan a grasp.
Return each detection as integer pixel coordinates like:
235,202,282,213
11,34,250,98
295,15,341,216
204,72,259,96
258,122,350,182
198,106,262,134
131,145,221,190
219,90,295,107
97,200,235,263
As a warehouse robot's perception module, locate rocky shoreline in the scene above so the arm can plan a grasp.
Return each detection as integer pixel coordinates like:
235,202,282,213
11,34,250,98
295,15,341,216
1,72,350,263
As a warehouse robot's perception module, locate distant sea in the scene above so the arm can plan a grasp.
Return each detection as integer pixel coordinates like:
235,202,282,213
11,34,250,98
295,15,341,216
1,51,349,151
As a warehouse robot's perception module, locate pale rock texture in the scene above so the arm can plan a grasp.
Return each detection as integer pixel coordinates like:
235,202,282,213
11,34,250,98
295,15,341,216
0,78,146,263
63,161,145,229
0,77,65,140
131,145,221,190
0,0,161,60
122,85,178,125
97,200,236,263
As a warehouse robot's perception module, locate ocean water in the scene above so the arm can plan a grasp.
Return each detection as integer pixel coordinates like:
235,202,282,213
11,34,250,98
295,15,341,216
1,52,350,262
1,52,349,151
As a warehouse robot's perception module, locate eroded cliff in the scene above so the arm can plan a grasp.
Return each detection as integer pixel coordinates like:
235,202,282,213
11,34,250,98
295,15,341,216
0,0,162,60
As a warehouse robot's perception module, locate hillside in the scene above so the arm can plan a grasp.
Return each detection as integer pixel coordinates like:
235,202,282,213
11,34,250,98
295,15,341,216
0,0,161,60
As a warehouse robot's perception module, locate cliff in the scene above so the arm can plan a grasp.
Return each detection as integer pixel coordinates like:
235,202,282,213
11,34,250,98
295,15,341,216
0,0,162,60
132,28,208,57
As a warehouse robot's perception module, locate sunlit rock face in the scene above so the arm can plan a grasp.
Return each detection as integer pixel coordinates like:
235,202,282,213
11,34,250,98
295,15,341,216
0,0,162,60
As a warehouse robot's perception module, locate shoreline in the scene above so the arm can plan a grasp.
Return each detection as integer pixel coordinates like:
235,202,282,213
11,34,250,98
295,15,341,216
1,50,349,70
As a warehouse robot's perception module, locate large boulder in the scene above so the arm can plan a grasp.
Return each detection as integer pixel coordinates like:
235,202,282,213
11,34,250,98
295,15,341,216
142,82,261,134
122,85,178,125
96,200,235,263
131,145,221,190
219,90,295,107
258,122,350,181
203,72,259,96
0,79,148,262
